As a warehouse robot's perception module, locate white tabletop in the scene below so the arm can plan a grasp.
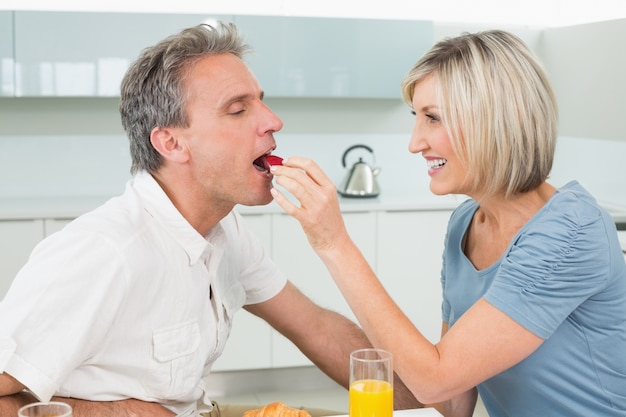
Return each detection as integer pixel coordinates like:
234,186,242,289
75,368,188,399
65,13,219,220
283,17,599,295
330,409,442,417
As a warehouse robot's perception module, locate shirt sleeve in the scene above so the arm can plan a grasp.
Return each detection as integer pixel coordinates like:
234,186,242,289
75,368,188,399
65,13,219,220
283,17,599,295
484,201,610,339
228,211,287,305
0,228,129,400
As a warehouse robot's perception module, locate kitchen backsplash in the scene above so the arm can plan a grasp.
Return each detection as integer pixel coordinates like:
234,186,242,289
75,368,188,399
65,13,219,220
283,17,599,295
0,134,624,208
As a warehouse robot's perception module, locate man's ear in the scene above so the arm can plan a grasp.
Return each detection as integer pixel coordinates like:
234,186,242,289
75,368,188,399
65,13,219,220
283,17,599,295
150,127,189,164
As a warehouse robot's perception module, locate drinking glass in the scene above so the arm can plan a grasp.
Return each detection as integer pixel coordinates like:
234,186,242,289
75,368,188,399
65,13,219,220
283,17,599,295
349,348,393,417
18,401,73,417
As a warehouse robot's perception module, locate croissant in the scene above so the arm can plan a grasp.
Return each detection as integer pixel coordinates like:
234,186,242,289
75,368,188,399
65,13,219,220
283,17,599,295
243,402,311,417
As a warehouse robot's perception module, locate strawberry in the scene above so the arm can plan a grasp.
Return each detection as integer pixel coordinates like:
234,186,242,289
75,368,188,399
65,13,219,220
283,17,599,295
266,155,283,166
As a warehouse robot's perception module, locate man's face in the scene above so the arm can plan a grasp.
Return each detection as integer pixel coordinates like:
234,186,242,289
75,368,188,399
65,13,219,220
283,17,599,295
171,53,283,208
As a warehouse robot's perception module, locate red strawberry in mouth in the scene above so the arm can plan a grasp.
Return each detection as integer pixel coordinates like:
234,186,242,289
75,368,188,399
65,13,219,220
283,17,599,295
265,155,283,166
253,154,283,173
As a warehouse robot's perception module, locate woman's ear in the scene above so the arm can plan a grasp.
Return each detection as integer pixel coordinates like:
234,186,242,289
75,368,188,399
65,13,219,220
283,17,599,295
150,127,189,164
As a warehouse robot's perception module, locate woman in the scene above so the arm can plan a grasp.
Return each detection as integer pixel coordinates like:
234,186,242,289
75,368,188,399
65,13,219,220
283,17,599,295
269,30,626,417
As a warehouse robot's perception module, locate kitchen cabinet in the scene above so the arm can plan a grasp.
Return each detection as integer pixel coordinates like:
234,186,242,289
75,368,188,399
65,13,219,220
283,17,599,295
376,210,451,343
0,12,14,96
0,219,44,298
234,16,433,98
265,209,451,367
214,210,381,369
270,211,377,367
6,11,432,98
0,218,73,299
44,218,73,235
13,12,231,96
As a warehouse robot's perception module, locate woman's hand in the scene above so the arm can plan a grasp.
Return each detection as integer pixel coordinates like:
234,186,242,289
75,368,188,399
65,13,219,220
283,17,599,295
270,156,350,254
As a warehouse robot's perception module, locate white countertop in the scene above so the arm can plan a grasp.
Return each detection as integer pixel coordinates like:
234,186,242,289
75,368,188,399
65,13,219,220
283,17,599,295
0,189,465,220
0,195,113,220
2,189,624,223
329,409,442,417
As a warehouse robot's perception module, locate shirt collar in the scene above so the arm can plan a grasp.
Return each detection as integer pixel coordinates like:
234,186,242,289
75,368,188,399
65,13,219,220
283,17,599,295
131,170,219,266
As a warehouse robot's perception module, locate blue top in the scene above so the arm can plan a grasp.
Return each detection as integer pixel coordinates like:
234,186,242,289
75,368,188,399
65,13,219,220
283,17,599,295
441,181,626,416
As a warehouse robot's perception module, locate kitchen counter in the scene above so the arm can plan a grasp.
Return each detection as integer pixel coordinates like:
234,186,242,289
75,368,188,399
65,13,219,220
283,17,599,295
617,230,626,252
0,195,113,220
602,203,626,225
238,189,466,215
2,190,625,223
329,409,442,417
0,189,465,220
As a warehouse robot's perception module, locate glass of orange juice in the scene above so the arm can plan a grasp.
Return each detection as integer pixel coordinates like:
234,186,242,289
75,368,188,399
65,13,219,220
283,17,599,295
349,348,393,417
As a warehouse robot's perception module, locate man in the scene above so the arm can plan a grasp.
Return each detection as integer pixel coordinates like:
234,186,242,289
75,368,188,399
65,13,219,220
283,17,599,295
0,23,419,416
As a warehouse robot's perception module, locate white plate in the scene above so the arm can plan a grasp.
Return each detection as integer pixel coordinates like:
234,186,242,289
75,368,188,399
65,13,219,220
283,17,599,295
327,409,442,417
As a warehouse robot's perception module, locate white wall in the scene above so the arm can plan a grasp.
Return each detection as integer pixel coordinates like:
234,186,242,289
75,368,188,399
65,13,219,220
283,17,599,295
539,18,626,141
551,136,626,207
539,19,626,207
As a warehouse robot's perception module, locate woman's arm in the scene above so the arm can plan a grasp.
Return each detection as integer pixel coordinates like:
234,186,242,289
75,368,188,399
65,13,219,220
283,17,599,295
430,323,477,417
433,388,477,417
270,158,543,404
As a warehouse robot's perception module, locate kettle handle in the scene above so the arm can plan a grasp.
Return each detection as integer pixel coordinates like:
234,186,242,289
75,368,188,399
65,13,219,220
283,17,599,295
341,144,375,168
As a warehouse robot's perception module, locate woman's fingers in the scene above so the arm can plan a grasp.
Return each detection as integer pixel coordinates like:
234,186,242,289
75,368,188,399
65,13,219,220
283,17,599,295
271,157,335,212
270,157,347,251
279,156,335,188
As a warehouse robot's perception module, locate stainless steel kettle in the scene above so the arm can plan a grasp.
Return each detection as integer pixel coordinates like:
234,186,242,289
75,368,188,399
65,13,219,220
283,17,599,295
338,144,381,198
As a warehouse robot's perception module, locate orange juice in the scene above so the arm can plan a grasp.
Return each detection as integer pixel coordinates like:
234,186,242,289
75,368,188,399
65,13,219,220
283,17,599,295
349,379,393,417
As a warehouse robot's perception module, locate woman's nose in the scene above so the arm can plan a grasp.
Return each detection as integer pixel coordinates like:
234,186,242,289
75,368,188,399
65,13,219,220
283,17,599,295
408,123,426,154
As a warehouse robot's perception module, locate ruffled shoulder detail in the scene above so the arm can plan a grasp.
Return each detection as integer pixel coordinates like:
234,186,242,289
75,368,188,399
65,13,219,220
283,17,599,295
519,181,606,260
488,181,612,338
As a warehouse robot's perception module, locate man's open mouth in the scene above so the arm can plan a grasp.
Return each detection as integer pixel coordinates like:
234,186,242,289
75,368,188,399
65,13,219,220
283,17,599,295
253,154,283,173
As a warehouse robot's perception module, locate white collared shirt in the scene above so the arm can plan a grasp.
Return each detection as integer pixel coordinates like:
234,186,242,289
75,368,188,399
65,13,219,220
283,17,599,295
0,171,286,416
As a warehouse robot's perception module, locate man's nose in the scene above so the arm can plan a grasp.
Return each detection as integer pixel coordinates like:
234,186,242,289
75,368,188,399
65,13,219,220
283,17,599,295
260,102,283,134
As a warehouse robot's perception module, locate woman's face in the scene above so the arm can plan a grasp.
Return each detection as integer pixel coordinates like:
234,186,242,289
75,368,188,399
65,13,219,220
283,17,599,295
408,75,471,196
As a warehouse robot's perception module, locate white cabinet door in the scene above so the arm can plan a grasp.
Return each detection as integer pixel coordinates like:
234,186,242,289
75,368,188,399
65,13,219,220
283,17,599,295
0,11,14,96
11,12,433,98
44,218,73,236
211,213,273,371
235,16,433,98
376,210,451,343
14,12,231,96
270,211,377,367
0,219,44,299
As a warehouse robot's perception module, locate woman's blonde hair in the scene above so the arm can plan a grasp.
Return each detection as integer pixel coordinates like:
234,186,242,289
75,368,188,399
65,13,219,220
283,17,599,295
401,30,558,198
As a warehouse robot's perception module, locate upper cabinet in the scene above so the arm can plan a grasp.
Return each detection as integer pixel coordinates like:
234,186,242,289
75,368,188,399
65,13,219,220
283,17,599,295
0,12,14,96
234,16,433,98
13,12,231,96
4,11,432,98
